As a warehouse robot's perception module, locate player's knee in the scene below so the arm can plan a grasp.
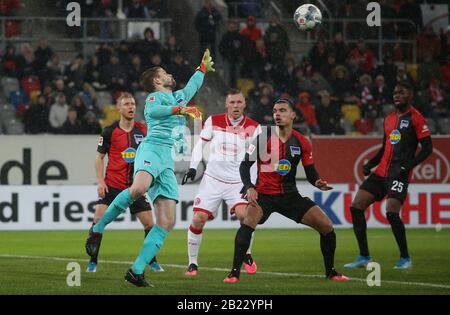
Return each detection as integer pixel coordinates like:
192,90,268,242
129,186,146,199
319,220,334,234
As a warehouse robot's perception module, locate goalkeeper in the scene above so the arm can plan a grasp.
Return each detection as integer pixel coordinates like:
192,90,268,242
86,49,215,287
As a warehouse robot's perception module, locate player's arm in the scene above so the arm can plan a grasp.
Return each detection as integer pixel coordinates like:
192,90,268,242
182,117,213,185
146,99,202,119
96,129,111,198
240,136,259,203
363,133,386,176
95,153,108,198
402,115,433,173
301,137,333,191
178,49,215,103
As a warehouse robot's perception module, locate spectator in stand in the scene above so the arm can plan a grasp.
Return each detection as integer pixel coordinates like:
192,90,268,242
248,82,274,108
49,92,69,133
398,0,422,38
379,0,398,40
219,21,247,91
337,0,366,39
316,90,343,135
264,15,289,67
240,16,262,42
82,110,102,134
100,54,128,92
135,27,161,69
116,41,131,66
34,38,54,74
251,94,274,125
85,55,105,90
418,52,442,89
320,51,337,82
309,39,328,72
239,0,262,18
45,53,65,83
376,52,397,92
372,74,391,109
395,65,414,87
96,0,117,39
124,0,150,18
66,54,86,92
330,32,348,66
70,95,88,120
128,54,144,92
331,65,356,103
350,39,376,74
17,42,37,78
147,0,168,18
295,91,319,134
1,44,20,77
23,94,50,134
311,71,333,97
53,77,75,103
358,74,376,119
167,53,192,89
61,106,84,134
354,118,374,135
195,0,222,59
441,26,450,61
96,42,114,66
289,66,317,100
417,26,442,63
161,35,183,65
440,53,450,93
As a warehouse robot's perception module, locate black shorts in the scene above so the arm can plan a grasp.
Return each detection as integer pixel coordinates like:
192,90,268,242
97,186,152,215
360,173,409,204
257,192,317,225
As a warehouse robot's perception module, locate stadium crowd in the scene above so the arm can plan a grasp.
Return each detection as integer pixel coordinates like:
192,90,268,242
0,0,449,135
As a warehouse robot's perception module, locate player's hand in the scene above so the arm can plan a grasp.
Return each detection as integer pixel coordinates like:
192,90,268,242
246,187,259,205
197,48,215,73
97,181,109,198
362,163,372,176
180,106,203,120
315,179,333,191
181,168,197,185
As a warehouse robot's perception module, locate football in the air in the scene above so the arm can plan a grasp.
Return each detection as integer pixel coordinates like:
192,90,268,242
293,4,322,31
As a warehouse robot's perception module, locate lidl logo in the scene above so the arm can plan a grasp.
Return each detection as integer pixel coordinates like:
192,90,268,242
122,147,136,163
274,159,291,176
389,129,401,144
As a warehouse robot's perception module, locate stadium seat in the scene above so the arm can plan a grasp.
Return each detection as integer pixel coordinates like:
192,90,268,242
96,91,113,110
405,64,418,82
341,104,361,123
1,77,20,97
0,104,17,123
437,118,450,134
340,118,354,134
382,104,395,116
426,118,437,134
9,90,28,108
354,118,374,135
134,91,147,107
4,118,24,135
237,79,255,98
101,105,120,127
21,76,41,97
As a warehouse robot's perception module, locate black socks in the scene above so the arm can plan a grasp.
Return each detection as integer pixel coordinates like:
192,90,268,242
350,207,370,257
231,224,255,277
387,212,409,258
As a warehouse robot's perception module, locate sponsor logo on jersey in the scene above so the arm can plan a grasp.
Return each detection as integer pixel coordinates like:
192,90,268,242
422,125,429,133
400,120,409,129
389,129,401,144
290,146,301,156
274,159,291,176
177,98,187,105
194,197,201,206
121,147,136,163
98,137,103,146
134,134,144,144
144,160,151,166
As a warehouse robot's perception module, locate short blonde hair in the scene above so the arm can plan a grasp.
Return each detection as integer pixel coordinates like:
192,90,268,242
116,92,135,106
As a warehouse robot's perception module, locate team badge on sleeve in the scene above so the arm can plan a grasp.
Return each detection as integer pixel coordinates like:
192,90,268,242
147,95,156,102
98,137,103,146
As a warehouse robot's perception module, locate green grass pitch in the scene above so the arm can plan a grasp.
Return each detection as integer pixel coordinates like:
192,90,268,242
0,228,449,295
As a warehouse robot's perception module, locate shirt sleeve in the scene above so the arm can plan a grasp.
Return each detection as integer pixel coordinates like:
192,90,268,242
176,71,205,104
412,112,431,140
97,127,112,154
300,136,314,167
199,116,213,141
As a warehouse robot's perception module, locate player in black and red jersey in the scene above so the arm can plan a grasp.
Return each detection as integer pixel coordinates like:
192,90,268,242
223,98,349,282
345,82,433,269
85,93,163,273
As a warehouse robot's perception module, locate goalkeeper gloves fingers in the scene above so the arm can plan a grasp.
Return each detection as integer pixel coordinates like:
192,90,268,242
197,48,215,73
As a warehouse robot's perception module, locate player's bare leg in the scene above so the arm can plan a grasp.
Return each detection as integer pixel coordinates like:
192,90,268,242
224,203,262,283
137,211,164,272
345,189,377,268
186,211,209,276
302,206,349,281
386,198,411,269
235,204,257,274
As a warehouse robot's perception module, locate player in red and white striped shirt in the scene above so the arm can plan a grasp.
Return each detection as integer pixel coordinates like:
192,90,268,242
181,89,261,276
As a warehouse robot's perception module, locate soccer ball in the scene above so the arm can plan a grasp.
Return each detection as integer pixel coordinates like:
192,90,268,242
293,4,322,31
